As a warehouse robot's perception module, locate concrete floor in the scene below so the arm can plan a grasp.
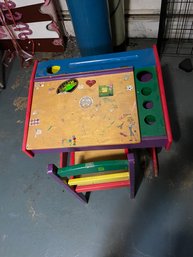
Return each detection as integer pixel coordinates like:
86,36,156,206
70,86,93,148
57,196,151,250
1,41,193,257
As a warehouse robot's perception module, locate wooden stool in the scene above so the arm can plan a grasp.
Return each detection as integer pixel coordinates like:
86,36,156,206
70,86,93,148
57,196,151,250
48,149,136,204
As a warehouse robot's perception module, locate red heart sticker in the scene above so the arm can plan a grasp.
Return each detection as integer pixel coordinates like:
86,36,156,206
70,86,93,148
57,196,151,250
86,80,96,87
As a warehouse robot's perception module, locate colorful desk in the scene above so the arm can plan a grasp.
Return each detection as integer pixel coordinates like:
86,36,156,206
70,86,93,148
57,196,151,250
22,45,172,204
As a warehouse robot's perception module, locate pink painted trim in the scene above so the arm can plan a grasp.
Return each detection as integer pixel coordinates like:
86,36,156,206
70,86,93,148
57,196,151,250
124,149,129,155
59,153,63,168
22,60,38,158
153,44,173,150
70,152,75,166
75,180,130,193
68,152,75,179
44,0,51,6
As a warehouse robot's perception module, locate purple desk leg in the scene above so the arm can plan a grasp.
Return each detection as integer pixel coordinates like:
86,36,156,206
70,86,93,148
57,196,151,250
127,153,135,199
47,164,87,204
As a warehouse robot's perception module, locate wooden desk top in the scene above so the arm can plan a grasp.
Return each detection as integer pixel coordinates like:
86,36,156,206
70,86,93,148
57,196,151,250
26,68,141,151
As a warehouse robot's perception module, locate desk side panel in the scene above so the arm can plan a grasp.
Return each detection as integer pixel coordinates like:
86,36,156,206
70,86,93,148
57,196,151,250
153,45,173,149
22,60,38,158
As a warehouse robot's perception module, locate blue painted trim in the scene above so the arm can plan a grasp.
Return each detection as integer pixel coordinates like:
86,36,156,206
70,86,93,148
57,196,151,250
35,48,156,78
34,67,133,82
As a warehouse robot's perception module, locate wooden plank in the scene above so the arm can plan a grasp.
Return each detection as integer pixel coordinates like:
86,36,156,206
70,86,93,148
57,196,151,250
74,149,127,164
26,69,141,150
68,172,129,186
76,180,130,192
58,160,128,177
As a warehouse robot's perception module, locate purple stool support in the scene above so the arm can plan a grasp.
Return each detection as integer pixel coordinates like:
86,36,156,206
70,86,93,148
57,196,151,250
47,164,87,204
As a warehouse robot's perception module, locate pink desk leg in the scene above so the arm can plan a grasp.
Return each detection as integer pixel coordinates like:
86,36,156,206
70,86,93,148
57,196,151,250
22,60,38,158
47,164,87,204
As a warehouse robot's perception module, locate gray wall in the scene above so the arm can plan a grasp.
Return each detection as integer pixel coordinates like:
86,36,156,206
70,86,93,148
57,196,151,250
59,0,162,38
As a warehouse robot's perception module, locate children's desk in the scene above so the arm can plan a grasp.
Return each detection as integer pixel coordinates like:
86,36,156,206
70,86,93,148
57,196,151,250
22,45,172,204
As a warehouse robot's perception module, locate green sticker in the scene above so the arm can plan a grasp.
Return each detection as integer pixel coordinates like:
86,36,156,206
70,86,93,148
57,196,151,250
99,84,113,97
57,79,78,94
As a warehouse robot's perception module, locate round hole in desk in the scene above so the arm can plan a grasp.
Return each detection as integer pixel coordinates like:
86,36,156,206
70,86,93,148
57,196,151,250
137,71,153,82
143,101,153,109
141,87,152,96
144,115,156,125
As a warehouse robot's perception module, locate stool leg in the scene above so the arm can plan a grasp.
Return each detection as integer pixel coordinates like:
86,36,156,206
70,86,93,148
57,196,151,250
151,148,159,177
60,152,68,168
127,153,135,199
47,164,87,204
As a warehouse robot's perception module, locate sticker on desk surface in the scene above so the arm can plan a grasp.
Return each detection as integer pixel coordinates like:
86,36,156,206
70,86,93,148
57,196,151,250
32,110,39,116
77,84,84,90
56,79,78,94
35,128,42,137
79,96,93,108
128,117,137,140
126,85,133,91
66,135,77,146
86,80,96,87
35,83,44,90
85,162,94,168
72,135,76,146
30,118,40,126
99,84,113,97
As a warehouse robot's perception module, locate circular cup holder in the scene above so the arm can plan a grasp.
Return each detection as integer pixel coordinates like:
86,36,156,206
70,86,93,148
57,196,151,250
141,87,152,96
137,71,153,82
144,115,156,125
143,101,153,109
